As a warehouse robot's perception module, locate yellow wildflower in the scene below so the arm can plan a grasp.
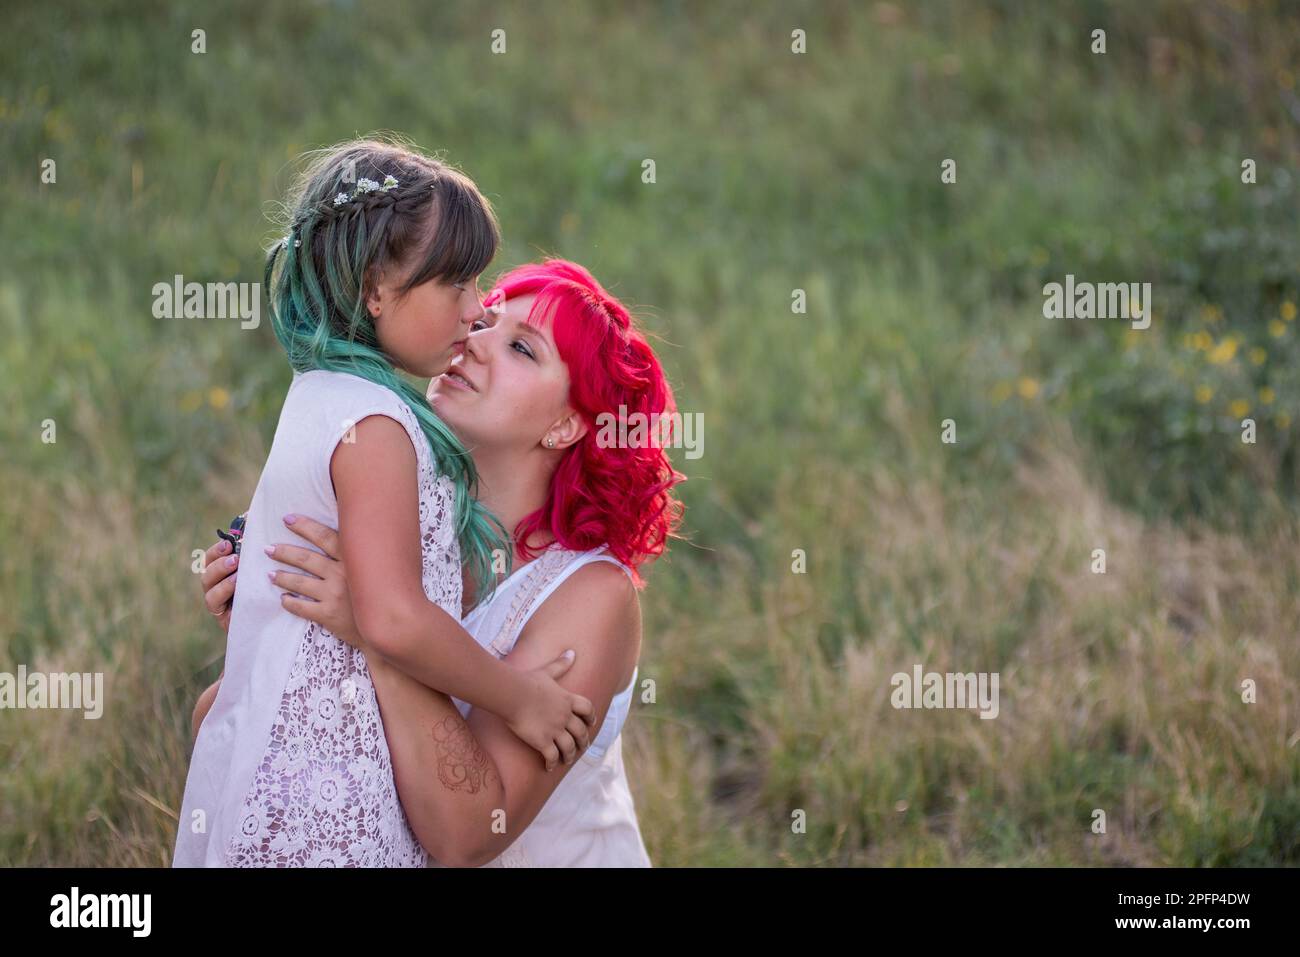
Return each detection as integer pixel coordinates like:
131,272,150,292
1269,320,1286,338
208,387,231,410
1249,347,1267,365
1229,399,1250,418
1282,301,1297,322
1259,387,1276,405
1195,385,1214,404
1207,336,1238,365
1017,377,1040,400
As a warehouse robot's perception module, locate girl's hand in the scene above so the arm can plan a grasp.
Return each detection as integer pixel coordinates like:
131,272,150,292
268,514,362,648
200,538,239,631
507,652,597,771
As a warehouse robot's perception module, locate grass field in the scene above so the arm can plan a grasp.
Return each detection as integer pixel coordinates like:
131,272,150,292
2,0,1298,865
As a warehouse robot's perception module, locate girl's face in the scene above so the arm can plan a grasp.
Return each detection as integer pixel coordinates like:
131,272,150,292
367,272,485,378
426,294,586,455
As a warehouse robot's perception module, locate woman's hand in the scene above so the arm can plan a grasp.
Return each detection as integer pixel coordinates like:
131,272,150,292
267,514,362,648
200,538,240,631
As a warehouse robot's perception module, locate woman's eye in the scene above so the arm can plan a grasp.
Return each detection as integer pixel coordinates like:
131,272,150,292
469,319,488,332
512,341,534,359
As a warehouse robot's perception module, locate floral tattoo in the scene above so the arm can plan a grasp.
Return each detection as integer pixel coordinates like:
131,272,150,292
431,715,497,793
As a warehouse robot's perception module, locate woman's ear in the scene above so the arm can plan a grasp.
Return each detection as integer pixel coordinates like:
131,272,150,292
546,410,588,451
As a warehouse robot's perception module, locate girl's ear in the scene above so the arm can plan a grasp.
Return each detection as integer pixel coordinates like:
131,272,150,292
363,267,385,319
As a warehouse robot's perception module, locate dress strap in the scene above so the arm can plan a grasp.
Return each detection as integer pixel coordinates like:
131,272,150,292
486,547,581,658
486,547,631,658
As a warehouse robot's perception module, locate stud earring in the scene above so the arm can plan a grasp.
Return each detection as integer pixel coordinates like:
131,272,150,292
546,437,555,448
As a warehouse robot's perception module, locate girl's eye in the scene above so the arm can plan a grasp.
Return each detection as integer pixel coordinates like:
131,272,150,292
469,318,488,332
512,340,534,359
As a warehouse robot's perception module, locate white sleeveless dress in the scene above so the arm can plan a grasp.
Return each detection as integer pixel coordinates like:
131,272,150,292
174,370,461,867
444,545,651,868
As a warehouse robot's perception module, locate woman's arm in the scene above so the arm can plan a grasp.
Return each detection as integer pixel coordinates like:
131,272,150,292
191,535,240,741
368,561,640,866
192,672,222,742
324,415,594,766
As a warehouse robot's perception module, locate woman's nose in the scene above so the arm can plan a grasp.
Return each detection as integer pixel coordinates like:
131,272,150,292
463,324,491,363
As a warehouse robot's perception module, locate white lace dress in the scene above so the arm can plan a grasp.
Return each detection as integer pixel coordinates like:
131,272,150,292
174,370,461,867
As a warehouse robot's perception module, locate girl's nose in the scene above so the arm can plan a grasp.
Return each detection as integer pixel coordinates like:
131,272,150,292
462,289,486,325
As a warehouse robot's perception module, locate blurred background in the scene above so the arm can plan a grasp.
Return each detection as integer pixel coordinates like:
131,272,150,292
2,0,1298,865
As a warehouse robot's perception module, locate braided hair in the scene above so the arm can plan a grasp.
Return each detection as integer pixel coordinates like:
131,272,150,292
265,136,508,594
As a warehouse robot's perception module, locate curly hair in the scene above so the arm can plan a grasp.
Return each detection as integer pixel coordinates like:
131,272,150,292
485,260,685,587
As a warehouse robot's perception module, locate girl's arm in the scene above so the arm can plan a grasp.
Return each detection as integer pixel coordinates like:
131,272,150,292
323,414,594,767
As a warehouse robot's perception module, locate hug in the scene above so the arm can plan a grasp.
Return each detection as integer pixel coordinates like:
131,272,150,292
176,135,684,867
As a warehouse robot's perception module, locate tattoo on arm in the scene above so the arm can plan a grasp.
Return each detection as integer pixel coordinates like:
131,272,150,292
431,715,498,793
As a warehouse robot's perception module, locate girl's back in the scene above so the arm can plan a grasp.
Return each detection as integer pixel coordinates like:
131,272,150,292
174,369,460,866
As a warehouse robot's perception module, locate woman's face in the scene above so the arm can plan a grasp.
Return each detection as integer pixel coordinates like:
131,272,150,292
367,272,485,379
426,293,581,455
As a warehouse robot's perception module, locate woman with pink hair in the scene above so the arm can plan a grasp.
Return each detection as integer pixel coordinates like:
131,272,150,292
194,259,684,866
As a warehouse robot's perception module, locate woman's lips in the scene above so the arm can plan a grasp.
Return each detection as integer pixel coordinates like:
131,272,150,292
442,370,476,391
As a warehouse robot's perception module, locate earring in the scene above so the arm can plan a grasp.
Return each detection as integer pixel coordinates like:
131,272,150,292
546,437,555,448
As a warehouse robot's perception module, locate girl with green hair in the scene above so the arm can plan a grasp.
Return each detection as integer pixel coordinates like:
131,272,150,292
174,138,594,867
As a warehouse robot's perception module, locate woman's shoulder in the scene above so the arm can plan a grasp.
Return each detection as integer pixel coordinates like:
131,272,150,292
523,550,641,682
541,549,639,622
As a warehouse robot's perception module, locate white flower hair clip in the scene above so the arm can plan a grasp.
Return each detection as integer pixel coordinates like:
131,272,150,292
333,174,400,207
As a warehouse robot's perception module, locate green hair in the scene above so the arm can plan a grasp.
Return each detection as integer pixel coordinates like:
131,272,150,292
264,137,508,595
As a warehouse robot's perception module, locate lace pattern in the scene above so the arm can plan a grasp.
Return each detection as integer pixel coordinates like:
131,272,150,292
226,402,460,867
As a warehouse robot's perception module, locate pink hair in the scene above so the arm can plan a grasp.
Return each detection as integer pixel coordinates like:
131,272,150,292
484,259,685,586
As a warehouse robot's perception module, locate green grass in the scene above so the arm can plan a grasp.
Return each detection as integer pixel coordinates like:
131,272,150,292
2,0,1298,866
